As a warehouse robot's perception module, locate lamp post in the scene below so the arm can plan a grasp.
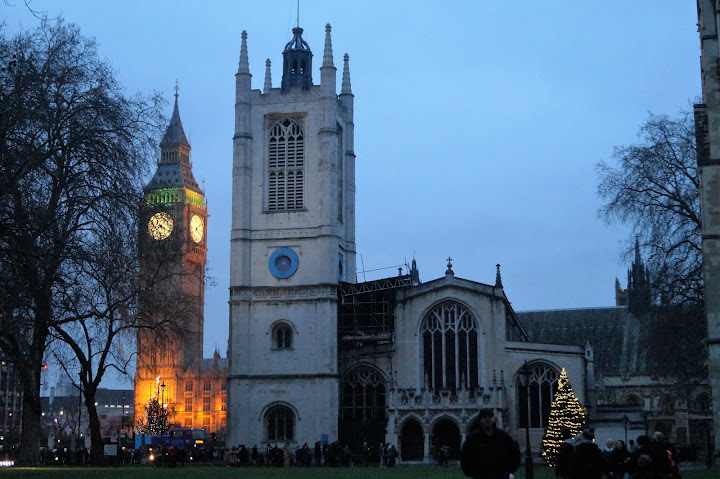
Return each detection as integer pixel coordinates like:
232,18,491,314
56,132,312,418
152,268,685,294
121,392,125,445
518,361,535,479
160,381,166,435
622,414,629,445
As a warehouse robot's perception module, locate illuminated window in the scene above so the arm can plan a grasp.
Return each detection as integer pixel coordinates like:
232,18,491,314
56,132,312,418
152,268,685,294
265,405,295,441
203,396,211,412
422,301,479,394
203,416,210,427
184,416,192,427
203,381,211,391
221,394,227,412
184,396,193,412
185,381,193,392
268,118,304,211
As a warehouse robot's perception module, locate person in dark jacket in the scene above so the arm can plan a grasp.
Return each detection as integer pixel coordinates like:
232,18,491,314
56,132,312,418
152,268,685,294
571,429,606,479
460,408,521,479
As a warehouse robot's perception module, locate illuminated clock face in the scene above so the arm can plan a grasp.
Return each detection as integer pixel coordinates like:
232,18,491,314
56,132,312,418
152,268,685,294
190,215,204,243
148,212,174,240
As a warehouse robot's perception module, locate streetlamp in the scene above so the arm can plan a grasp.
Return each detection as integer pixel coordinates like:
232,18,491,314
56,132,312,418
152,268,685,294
121,392,125,444
160,381,166,435
622,414,629,445
518,361,535,479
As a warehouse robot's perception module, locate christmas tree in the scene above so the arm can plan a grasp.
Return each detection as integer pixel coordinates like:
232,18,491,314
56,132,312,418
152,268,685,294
542,368,587,467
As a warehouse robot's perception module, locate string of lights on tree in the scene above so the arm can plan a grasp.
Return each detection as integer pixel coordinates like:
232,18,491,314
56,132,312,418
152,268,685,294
541,368,587,467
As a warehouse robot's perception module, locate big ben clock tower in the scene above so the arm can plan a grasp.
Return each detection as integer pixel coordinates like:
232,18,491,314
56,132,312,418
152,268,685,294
134,91,208,426
227,24,356,446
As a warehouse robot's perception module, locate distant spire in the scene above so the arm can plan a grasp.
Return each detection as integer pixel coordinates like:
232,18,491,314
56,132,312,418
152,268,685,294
634,235,641,264
238,30,250,74
341,53,352,94
495,264,503,288
264,59,272,93
322,23,334,67
445,257,454,276
160,87,189,149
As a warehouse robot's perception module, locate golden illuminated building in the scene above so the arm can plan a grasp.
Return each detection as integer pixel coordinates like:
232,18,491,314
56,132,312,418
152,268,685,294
134,90,227,433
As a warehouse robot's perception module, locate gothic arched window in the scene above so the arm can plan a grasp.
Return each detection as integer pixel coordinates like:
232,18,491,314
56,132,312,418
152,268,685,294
268,118,304,211
265,405,295,441
272,323,293,349
341,366,386,421
421,301,479,394
517,362,559,428
692,393,711,413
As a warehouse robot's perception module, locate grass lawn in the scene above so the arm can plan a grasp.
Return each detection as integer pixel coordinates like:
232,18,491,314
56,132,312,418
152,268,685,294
0,465,717,479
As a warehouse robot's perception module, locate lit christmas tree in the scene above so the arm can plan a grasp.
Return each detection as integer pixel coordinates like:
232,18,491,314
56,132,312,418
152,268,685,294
542,368,587,467
145,397,168,436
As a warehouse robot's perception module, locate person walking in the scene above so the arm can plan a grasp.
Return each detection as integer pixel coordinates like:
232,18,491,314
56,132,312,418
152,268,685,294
283,442,291,468
460,408,521,479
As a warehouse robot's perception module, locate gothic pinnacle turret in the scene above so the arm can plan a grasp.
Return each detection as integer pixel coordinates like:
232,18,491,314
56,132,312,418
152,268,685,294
322,23,334,68
264,59,272,94
341,53,352,95
238,30,250,74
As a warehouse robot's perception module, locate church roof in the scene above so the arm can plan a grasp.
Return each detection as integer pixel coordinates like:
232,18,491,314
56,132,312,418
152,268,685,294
517,307,650,376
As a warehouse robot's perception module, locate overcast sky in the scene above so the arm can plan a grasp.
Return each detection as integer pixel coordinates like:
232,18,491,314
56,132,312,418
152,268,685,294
6,1,700,387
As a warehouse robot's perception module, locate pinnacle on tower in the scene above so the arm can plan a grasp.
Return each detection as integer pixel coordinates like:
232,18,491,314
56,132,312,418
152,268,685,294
281,26,313,92
341,53,352,95
322,23,334,68
238,30,250,74
495,264,503,288
264,59,272,93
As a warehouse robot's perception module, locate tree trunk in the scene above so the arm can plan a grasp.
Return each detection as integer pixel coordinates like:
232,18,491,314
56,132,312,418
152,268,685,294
16,345,44,465
84,388,104,465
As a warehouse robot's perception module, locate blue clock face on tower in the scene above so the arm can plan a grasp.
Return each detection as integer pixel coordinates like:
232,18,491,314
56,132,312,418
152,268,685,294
269,247,299,278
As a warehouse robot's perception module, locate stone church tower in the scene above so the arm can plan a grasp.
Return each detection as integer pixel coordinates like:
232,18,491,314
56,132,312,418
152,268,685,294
135,93,208,427
696,0,720,453
227,24,355,446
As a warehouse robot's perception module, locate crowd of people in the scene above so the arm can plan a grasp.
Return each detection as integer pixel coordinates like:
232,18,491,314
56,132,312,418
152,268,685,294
555,429,683,479
223,440,386,467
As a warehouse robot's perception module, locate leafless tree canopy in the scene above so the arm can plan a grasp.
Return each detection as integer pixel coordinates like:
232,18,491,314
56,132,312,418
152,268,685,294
0,19,164,464
597,109,702,305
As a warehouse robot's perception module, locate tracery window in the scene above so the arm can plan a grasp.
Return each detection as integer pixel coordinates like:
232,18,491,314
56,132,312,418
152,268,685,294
341,366,386,421
517,362,559,428
272,323,293,349
268,118,304,211
422,301,479,394
265,405,295,441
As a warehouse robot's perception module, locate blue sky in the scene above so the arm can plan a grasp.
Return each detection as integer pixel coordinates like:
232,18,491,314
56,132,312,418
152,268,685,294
6,1,700,386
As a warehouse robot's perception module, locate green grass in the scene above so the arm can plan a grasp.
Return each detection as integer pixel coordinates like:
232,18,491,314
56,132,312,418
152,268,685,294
0,465,717,479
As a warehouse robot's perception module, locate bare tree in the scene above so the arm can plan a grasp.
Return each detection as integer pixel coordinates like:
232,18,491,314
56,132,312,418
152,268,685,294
596,109,702,305
0,20,164,464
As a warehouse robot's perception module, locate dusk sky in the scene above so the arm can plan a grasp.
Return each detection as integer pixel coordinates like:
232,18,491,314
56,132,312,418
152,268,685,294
6,2,700,387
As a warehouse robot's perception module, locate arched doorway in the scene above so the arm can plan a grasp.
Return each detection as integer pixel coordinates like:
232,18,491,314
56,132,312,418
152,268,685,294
431,417,461,460
399,418,424,461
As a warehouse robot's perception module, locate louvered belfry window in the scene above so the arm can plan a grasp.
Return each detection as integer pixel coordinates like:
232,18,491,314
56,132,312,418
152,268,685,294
268,118,304,211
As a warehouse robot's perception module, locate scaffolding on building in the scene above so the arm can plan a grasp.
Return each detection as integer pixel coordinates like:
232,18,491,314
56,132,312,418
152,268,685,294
338,274,412,352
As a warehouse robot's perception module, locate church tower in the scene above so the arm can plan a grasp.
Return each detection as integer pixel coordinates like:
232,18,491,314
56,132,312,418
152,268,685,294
696,0,720,454
227,24,356,446
135,92,208,427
